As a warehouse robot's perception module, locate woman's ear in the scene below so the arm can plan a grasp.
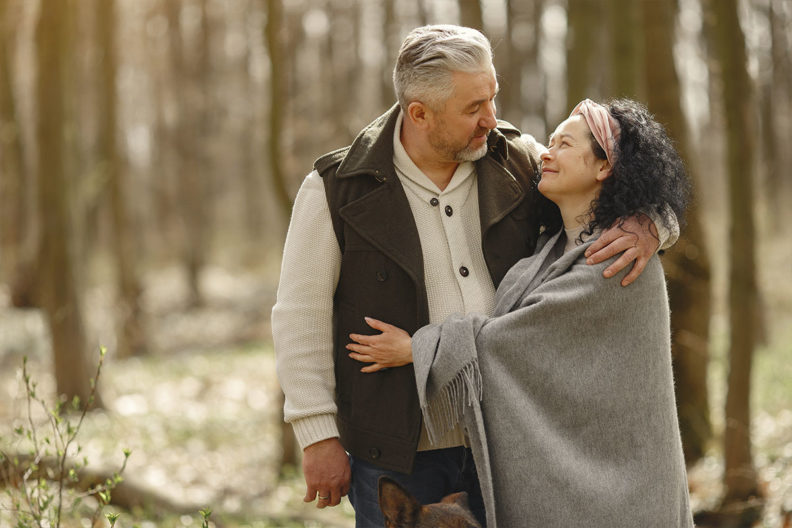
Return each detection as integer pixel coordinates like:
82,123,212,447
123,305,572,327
595,159,612,182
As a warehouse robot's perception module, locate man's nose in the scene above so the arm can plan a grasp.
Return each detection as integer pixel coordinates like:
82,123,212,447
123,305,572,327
480,101,497,129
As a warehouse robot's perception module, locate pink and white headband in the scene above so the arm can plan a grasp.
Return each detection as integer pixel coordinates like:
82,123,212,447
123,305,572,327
570,99,620,166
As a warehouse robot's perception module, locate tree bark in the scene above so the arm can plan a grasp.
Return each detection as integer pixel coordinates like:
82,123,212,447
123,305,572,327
264,0,292,218
707,0,761,507
264,0,297,470
566,0,599,109
641,0,712,467
96,0,147,357
35,0,95,407
609,0,641,99
458,0,483,31
0,0,37,308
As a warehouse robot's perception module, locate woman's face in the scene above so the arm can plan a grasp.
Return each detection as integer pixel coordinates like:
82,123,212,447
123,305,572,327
538,115,607,211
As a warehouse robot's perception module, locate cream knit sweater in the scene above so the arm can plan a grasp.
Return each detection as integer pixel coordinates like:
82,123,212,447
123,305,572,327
272,112,495,451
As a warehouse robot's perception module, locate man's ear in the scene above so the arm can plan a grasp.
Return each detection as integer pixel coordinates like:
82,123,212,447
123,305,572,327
406,101,430,129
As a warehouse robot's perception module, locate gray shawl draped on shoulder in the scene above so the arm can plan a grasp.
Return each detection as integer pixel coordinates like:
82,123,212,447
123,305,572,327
412,230,693,528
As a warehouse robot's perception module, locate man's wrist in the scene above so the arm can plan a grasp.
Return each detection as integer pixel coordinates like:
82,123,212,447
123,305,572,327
291,413,339,450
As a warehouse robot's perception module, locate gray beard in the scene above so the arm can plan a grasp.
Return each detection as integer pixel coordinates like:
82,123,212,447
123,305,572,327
454,142,489,162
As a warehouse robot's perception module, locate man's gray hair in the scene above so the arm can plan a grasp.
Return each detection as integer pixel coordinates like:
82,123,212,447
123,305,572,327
393,25,494,111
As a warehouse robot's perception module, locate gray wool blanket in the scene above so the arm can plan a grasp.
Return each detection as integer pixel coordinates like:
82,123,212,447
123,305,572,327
412,230,693,528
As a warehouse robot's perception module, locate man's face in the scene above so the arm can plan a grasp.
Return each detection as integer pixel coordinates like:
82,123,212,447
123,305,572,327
426,69,499,163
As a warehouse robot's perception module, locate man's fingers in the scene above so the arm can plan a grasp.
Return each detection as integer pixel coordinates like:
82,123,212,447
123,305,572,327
620,256,648,286
587,236,634,265
360,363,385,373
304,486,317,503
584,229,618,257
602,249,636,279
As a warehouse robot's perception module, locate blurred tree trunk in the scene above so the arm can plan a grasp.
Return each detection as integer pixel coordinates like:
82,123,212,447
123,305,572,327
35,0,96,407
0,0,36,308
264,0,292,219
416,0,429,26
166,0,207,307
265,0,297,469
458,0,483,30
241,15,264,245
381,0,397,110
609,0,641,99
566,0,598,109
96,0,147,358
642,0,712,467
501,0,522,124
764,0,790,230
708,0,762,509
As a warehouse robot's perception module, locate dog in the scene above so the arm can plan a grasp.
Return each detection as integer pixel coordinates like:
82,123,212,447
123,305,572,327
378,476,482,528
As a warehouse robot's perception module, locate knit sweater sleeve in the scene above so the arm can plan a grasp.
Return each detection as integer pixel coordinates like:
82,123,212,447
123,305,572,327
271,171,340,449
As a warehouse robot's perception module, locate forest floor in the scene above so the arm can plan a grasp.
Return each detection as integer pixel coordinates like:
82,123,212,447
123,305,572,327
0,253,791,527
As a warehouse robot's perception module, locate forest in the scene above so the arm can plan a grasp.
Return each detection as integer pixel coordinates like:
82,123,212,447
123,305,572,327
0,0,791,526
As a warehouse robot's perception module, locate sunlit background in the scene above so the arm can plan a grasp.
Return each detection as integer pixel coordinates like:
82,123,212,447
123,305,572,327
1,0,791,526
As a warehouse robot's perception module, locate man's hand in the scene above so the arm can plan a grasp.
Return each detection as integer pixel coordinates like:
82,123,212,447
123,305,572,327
584,213,660,286
302,438,351,508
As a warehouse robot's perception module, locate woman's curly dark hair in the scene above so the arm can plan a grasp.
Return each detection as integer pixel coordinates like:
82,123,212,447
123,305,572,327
586,99,690,238
535,99,690,240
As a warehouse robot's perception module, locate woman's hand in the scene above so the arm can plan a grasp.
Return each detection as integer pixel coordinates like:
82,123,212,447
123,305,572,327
346,317,412,373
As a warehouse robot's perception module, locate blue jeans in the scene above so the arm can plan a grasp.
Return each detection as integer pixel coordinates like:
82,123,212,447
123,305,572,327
347,446,486,527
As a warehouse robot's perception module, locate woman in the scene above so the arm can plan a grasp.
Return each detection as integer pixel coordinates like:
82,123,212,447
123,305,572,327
347,99,694,527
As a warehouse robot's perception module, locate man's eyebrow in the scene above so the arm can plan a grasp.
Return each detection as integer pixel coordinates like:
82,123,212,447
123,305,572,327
467,88,500,109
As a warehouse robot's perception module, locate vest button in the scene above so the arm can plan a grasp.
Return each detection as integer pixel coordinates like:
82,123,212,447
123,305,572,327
376,270,388,282
430,197,439,206
459,266,469,277
445,205,453,216
368,447,381,460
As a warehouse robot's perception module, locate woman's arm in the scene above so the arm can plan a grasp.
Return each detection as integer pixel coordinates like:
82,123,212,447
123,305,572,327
346,317,413,372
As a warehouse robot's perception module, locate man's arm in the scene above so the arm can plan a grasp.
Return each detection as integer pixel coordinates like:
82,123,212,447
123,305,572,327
585,205,679,286
271,171,349,507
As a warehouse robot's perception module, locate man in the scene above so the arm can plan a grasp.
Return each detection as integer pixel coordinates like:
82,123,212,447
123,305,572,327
271,25,674,527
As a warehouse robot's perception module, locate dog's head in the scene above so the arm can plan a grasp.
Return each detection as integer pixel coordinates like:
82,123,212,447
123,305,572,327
378,476,482,528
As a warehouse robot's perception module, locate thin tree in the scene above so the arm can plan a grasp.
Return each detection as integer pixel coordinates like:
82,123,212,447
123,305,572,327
0,0,37,308
96,0,147,357
642,0,712,466
708,0,762,510
264,0,298,469
458,0,483,31
165,0,207,307
264,0,292,218
381,0,398,111
609,0,641,99
35,0,96,406
566,0,600,109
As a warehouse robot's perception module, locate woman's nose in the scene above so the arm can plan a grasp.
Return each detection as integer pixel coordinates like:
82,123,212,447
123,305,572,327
540,150,552,162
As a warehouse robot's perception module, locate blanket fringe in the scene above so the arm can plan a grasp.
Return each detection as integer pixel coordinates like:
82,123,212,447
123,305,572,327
421,360,482,445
